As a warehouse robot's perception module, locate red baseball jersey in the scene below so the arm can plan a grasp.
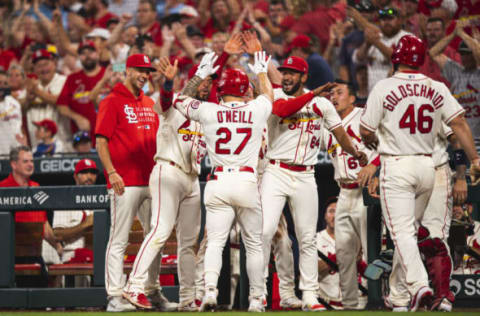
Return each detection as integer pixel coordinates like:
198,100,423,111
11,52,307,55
95,83,159,188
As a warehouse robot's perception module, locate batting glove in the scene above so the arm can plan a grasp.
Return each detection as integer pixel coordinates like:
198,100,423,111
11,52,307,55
248,51,271,75
195,52,220,79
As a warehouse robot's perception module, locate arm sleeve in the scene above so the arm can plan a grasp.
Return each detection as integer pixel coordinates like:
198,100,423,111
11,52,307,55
95,97,118,139
56,76,71,106
214,51,230,77
160,80,174,112
272,92,315,117
173,96,205,122
360,84,384,131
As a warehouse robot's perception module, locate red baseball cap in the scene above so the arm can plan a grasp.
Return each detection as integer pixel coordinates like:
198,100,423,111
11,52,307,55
32,49,54,64
78,40,96,53
33,119,57,135
285,35,312,54
278,56,309,74
126,54,156,72
74,158,99,175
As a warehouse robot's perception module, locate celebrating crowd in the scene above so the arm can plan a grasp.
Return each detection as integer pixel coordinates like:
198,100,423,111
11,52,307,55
1,0,480,313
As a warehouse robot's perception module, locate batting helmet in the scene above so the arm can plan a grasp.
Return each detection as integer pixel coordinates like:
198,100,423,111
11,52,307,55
217,68,249,97
391,35,426,67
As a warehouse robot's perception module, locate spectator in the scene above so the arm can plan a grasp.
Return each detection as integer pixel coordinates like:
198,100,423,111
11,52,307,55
352,7,411,91
137,0,163,47
419,17,461,87
56,41,106,144
7,63,26,101
108,14,136,64
42,158,97,286
32,119,63,157
403,0,423,36
0,146,62,287
198,0,244,39
187,25,206,49
85,28,112,65
354,64,368,107
0,70,23,156
72,131,96,154
85,0,118,30
292,0,347,54
108,0,140,21
0,29,18,72
287,35,334,90
24,49,70,152
430,20,480,151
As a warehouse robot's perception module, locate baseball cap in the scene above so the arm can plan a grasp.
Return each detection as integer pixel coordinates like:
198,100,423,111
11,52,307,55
290,35,312,49
74,158,99,175
279,15,296,31
78,40,96,54
278,56,309,74
187,25,204,38
126,54,156,72
180,5,199,18
32,49,54,64
459,41,472,54
378,7,399,19
86,28,111,40
73,130,91,146
33,119,58,135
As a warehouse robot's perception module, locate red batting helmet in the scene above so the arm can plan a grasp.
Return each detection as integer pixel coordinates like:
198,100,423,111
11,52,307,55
217,68,249,97
391,35,426,67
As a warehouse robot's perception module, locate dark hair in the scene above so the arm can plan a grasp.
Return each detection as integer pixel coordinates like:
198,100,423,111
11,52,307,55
426,17,444,28
334,79,356,96
0,70,7,77
270,0,287,8
324,196,338,212
139,0,156,12
9,146,31,162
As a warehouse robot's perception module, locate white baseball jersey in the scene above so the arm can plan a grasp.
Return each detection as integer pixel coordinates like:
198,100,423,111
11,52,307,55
361,72,465,155
174,95,272,169
321,107,378,182
154,94,206,175
316,230,341,302
353,29,411,92
267,88,342,165
453,222,480,275
0,95,22,155
432,122,453,167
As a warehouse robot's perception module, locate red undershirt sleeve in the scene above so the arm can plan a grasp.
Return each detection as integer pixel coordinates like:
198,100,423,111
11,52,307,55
272,91,315,118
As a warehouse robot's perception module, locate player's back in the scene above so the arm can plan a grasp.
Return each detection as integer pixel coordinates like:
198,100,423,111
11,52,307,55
365,72,456,156
200,96,272,169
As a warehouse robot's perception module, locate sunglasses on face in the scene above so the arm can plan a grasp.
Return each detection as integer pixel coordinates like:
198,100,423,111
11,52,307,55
73,131,90,143
378,8,397,18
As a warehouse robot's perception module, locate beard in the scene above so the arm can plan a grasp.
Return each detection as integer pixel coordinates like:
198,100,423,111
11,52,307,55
282,79,302,96
82,59,97,71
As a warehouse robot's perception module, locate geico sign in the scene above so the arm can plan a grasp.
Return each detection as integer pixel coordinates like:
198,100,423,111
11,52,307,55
40,159,81,173
450,278,480,296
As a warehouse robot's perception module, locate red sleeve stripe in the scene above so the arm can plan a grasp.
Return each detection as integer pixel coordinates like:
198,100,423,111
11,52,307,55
444,108,466,125
360,120,376,132
327,122,342,131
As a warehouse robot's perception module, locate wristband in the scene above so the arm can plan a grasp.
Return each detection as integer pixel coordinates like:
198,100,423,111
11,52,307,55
453,149,467,166
163,80,173,92
108,170,117,176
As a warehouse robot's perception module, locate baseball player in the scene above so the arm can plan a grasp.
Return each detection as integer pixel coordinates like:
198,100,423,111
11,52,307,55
320,79,378,309
123,56,206,311
261,56,367,311
95,54,160,312
174,51,273,312
359,35,480,311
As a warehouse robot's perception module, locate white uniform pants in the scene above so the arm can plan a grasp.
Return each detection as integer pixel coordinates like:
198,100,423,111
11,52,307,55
261,165,319,292
126,162,201,303
203,171,264,297
271,215,296,299
380,156,434,306
105,186,151,297
335,187,367,308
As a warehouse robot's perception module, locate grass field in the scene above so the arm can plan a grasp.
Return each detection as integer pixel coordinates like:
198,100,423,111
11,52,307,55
2,312,480,316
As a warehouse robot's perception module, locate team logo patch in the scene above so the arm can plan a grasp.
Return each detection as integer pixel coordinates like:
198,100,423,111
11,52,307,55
144,55,149,64
287,57,293,64
190,100,201,109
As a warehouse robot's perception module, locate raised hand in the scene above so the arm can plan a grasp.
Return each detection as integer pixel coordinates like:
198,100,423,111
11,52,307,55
248,51,271,75
242,30,262,54
158,56,178,81
313,82,337,97
195,52,220,79
224,32,244,55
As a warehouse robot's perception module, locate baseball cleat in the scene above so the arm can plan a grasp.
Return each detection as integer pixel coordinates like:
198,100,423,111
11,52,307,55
279,296,302,310
384,296,408,312
147,290,178,311
200,287,218,311
302,293,326,312
248,296,266,312
432,297,453,312
410,286,433,312
178,300,199,312
106,296,136,312
122,291,153,309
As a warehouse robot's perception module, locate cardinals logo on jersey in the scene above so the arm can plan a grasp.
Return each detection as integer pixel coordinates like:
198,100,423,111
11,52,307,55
178,119,204,141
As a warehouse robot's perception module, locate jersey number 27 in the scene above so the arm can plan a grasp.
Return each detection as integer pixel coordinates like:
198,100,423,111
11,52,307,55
399,104,434,134
215,127,252,155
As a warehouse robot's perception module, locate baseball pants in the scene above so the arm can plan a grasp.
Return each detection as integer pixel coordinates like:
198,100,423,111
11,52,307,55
261,165,319,293
380,155,435,306
195,232,207,301
126,162,201,303
105,186,151,297
203,171,264,298
335,187,367,308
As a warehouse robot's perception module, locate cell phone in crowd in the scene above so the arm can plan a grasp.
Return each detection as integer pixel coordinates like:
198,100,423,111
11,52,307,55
113,63,126,73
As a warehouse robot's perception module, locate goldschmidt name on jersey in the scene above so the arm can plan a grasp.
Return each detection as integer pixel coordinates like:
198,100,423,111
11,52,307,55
383,83,445,111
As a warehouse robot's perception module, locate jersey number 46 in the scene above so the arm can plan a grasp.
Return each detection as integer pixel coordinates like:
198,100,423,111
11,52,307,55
399,104,434,134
